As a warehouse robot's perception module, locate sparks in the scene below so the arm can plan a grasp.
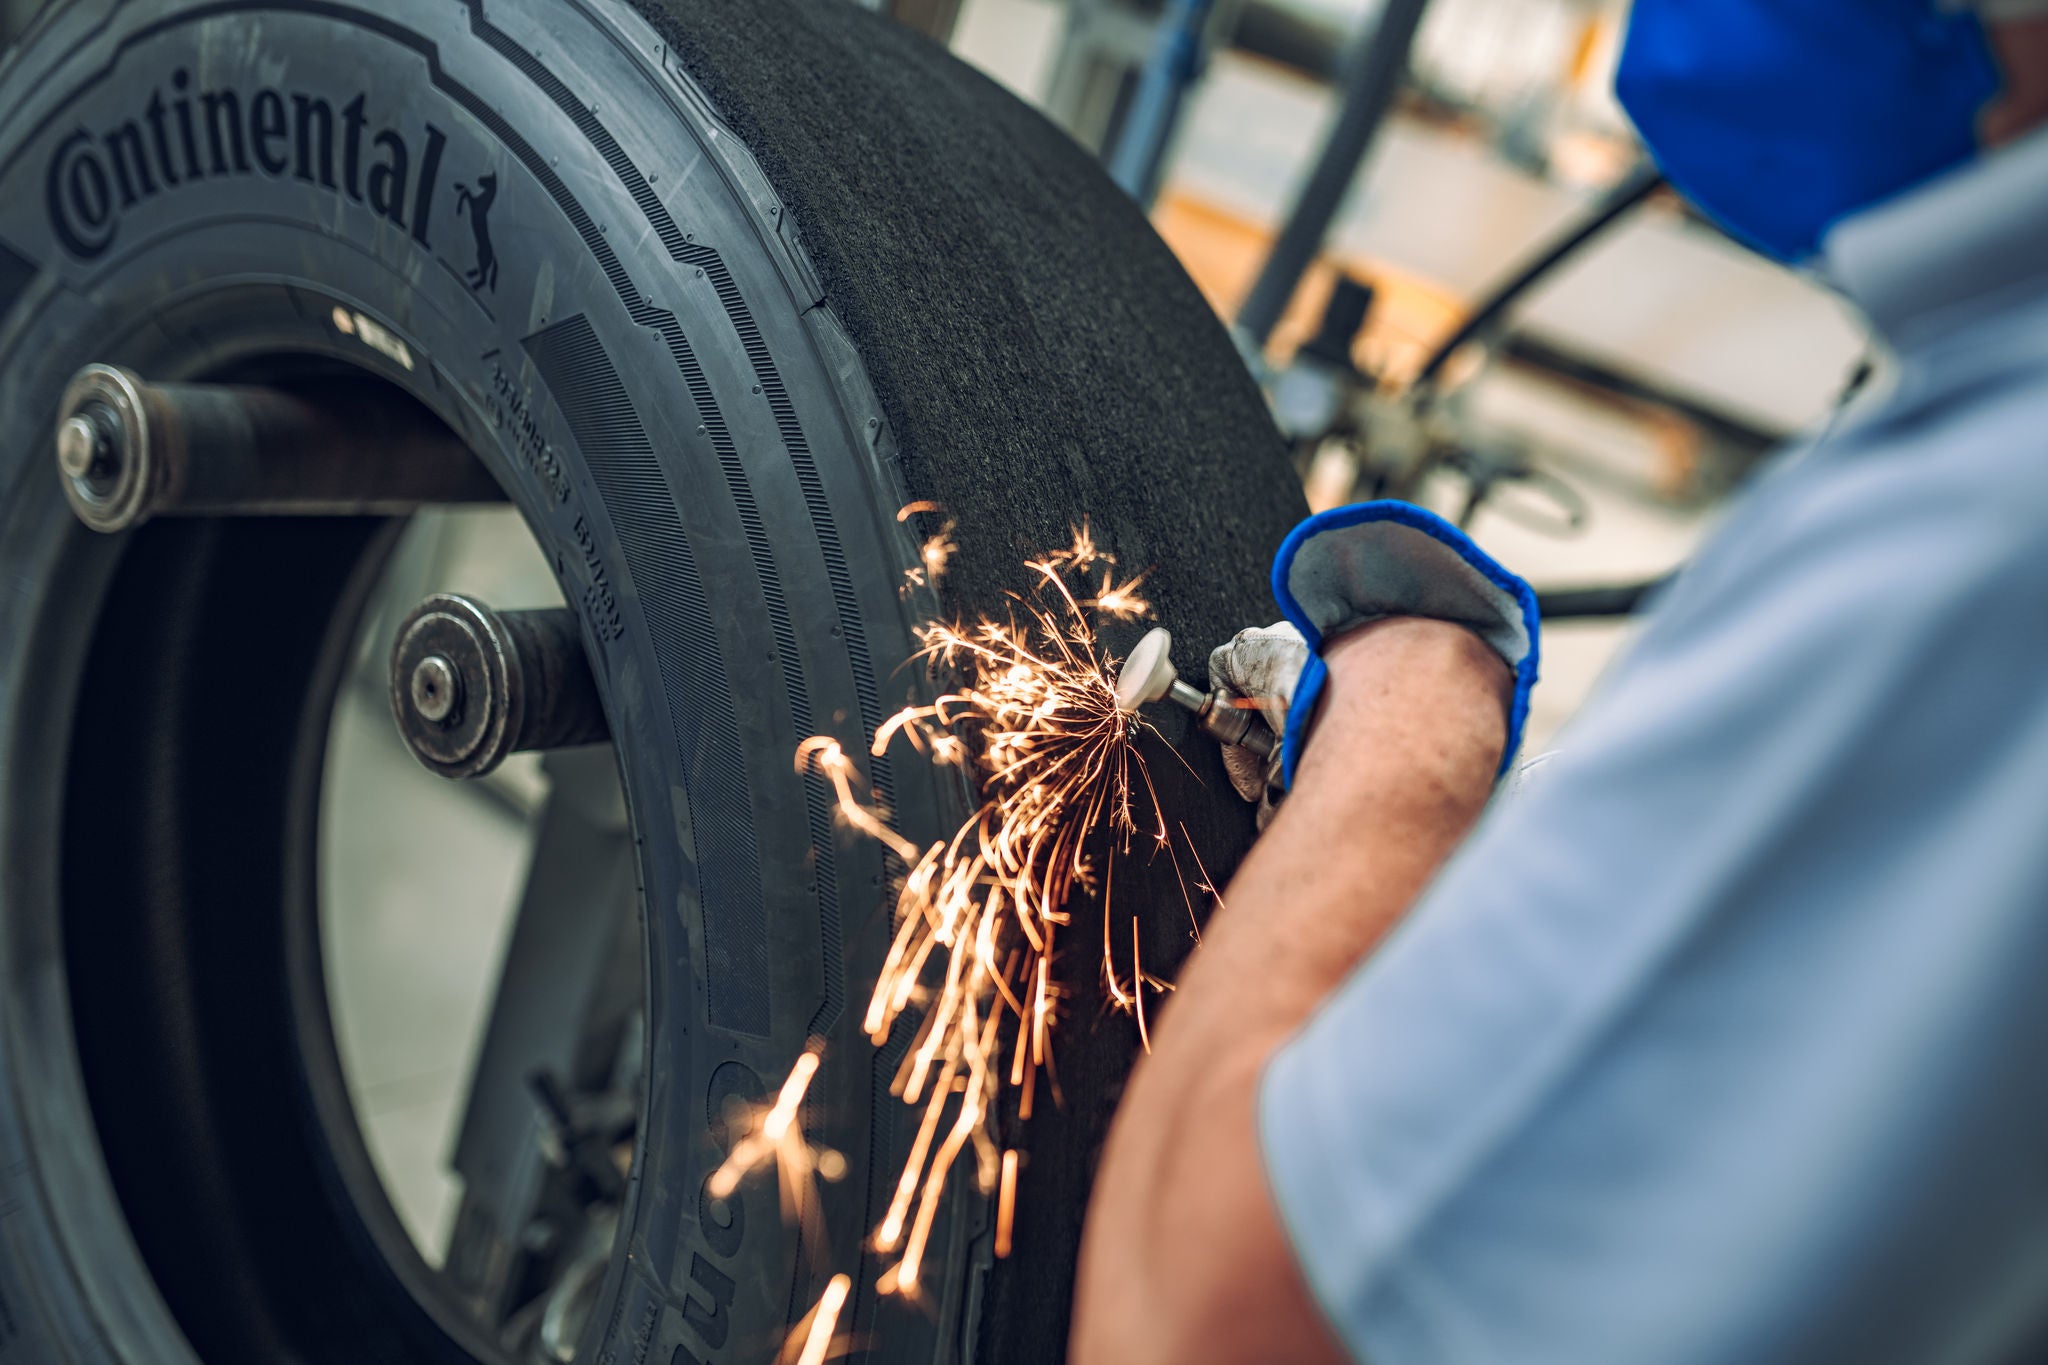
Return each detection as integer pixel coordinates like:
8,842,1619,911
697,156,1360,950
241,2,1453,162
794,536,1207,1297
898,501,958,589
1061,517,1108,572
783,1273,853,1365
1089,566,1152,621
722,526,1214,1311
996,1148,1020,1259
704,1048,846,1236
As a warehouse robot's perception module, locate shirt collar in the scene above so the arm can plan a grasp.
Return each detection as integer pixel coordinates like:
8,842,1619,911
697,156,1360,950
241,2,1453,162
1823,124,2048,352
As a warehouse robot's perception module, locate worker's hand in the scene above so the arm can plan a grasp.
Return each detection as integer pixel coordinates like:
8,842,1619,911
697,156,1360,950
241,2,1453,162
1207,623,1305,811
1243,500,1539,791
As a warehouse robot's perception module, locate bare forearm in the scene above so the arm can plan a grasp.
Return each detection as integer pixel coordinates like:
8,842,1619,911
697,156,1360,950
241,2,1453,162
1190,621,1509,1029
1074,619,1509,1364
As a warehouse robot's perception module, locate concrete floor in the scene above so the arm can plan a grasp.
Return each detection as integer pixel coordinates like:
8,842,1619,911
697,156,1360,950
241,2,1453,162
320,510,557,1261
321,685,534,1261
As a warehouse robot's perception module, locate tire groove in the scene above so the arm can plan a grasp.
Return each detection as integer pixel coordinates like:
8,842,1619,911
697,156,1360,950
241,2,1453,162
465,1,868,1036
525,314,771,1037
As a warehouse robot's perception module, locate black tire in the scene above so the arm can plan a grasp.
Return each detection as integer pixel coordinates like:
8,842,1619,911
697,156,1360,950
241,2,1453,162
0,2,1305,1364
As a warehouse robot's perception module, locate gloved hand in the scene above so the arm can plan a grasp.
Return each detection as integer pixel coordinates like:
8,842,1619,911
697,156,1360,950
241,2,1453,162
1207,623,1306,809
1211,501,1540,793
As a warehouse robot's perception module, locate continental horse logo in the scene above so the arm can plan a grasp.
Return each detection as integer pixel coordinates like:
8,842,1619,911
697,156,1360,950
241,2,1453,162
455,172,498,292
43,67,502,292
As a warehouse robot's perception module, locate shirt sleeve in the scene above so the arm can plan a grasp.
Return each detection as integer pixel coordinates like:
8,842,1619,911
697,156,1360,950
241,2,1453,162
1258,428,2048,1365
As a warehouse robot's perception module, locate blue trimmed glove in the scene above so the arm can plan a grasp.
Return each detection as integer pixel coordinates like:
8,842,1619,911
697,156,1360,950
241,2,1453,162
1209,501,1540,793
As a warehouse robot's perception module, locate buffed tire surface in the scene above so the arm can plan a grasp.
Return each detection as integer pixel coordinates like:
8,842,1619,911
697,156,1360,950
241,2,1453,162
0,3,1303,1365
646,7,1310,1359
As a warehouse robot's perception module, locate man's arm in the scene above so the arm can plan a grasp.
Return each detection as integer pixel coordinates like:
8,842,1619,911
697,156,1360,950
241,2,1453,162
1071,617,1510,1365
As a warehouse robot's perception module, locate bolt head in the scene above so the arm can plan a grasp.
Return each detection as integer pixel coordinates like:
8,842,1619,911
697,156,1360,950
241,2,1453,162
56,414,106,482
55,368,152,533
410,654,462,725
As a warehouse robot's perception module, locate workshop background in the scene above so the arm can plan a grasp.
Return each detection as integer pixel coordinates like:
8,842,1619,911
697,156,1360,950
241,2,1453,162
0,0,1867,1278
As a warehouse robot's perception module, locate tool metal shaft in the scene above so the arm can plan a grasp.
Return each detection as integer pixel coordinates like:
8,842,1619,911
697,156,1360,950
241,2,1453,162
1172,680,1276,759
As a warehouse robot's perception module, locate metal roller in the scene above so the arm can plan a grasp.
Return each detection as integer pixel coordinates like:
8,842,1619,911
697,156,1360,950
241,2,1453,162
55,363,504,533
390,594,611,781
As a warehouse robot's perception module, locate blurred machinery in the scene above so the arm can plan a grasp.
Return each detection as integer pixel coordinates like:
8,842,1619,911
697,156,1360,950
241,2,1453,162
1045,0,1248,157
1267,163,1664,524
855,0,970,39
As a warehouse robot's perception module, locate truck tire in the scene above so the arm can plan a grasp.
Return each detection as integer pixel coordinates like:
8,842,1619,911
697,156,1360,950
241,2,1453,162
0,2,1305,1363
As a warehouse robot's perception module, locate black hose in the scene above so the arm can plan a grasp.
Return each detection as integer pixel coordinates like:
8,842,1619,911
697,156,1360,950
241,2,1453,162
1413,162,1666,394
1536,574,1670,620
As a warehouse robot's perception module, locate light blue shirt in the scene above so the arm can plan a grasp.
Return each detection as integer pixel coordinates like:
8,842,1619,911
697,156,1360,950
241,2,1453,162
1261,125,2048,1365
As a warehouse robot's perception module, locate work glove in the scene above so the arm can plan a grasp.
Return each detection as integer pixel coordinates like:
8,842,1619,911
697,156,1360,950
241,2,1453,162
1211,500,1540,795
1206,623,1305,813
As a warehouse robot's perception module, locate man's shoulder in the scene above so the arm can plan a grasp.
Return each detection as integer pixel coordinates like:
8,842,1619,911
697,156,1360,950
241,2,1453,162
1719,367,2048,605
1599,368,2048,756
1868,353,2048,479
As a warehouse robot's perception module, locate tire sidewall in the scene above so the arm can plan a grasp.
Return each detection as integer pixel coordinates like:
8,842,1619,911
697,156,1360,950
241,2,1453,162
0,2,966,1361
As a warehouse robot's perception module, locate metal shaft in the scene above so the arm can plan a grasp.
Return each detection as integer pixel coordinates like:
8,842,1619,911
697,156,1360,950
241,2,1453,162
1169,678,1277,759
391,595,610,780
55,363,503,533
1235,0,1433,350
1411,163,1665,395
1108,0,1222,208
